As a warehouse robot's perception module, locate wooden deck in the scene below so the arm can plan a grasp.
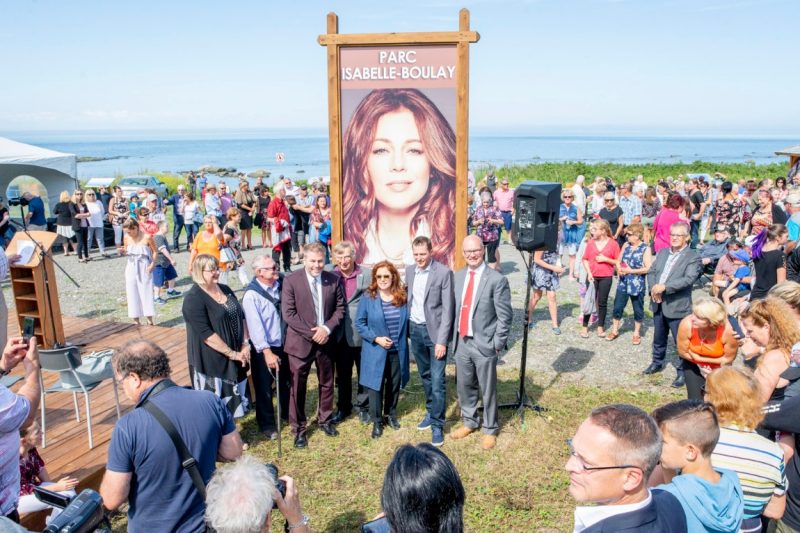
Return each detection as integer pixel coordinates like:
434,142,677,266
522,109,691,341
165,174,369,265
5,313,190,527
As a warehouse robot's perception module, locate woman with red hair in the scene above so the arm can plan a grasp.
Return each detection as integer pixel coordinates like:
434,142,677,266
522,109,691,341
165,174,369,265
342,88,456,268
355,261,410,439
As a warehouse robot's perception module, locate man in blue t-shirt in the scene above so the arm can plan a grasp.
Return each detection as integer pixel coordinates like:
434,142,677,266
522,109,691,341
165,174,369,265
99,340,243,533
22,193,46,230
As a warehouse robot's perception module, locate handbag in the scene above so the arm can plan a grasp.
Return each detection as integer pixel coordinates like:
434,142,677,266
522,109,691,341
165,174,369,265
253,212,263,227
220,246,238,264
59,350,114,389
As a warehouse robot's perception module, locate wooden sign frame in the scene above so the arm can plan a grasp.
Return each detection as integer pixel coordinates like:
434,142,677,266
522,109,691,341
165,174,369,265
319,9,479,270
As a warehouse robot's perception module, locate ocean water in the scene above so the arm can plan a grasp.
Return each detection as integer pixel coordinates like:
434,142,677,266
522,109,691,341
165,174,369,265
4,129,796,181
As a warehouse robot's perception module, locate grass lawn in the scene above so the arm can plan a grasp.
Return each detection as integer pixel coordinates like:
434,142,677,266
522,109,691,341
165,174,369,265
161,367,681,533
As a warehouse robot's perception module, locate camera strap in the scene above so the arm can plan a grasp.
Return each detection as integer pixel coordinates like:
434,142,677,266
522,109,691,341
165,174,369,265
139,380,207,500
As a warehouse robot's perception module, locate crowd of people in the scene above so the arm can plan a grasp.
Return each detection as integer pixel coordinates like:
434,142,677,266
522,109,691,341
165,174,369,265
3,167,800,532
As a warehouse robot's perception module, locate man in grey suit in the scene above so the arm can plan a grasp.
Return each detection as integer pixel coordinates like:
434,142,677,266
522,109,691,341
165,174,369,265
406,236,455,447
327,241,372,425
450,235,513,450
643,221,702,390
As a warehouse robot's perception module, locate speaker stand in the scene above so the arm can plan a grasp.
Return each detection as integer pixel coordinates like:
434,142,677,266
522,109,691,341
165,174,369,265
499,250,547,425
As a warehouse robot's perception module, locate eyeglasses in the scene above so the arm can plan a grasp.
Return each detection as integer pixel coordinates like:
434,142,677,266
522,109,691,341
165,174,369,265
604,199,614,202
566,439,640,473
375,274,392,280
258,265,278,271
563,195,574,199
669,233,689,237
463,249,483,255
203,268,220,273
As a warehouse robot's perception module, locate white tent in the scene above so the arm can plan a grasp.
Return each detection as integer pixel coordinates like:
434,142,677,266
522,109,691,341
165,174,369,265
0,137,78,210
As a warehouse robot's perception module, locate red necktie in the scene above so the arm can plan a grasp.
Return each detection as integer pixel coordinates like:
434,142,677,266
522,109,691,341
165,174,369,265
459,271,476,337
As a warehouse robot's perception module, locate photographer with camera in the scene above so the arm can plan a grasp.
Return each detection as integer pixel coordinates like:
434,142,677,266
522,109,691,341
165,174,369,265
0,337,40,524
205,455,309,533
99,340,243,533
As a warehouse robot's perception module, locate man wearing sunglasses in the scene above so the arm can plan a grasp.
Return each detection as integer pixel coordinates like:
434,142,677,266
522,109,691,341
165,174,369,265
241,255,290,440
567,404,687,532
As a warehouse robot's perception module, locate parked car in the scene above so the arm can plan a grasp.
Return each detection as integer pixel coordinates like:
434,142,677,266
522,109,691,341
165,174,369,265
117,175,167,198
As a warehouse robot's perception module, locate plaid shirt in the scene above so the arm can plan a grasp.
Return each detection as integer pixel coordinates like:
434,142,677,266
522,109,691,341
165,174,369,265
619,195,642,225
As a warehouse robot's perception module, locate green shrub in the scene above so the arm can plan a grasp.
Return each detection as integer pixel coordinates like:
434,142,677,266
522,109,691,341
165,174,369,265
474,161,789,187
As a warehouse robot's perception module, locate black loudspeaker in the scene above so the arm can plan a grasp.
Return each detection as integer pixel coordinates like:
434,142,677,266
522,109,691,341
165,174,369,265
513,181,562,251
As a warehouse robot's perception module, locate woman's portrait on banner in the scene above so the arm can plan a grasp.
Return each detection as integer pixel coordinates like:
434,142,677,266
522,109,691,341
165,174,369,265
339,46,458,269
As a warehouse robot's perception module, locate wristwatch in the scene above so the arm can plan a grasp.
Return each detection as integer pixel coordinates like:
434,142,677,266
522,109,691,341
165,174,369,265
0,364,9,377
287,514,310,530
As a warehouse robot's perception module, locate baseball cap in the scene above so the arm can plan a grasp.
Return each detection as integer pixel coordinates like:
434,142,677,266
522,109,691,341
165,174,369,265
731,250,750,263
146,194,158,202
785,192,800,207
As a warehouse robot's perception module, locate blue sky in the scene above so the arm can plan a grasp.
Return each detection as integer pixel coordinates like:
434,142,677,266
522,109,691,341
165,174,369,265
2,0,798,136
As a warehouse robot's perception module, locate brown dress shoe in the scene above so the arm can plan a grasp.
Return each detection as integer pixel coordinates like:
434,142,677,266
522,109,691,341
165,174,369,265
450,426,476,440
481,434,497,450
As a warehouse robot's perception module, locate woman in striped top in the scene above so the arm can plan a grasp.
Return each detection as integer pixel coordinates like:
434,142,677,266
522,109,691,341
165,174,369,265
705,367,787,532
355,261,410,439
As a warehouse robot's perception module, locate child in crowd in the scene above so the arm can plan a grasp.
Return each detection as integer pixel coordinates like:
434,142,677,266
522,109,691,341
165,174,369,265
136,207,158,235
652,400,744,533
18,421,78,521
152,221,181,304
721,250,752,309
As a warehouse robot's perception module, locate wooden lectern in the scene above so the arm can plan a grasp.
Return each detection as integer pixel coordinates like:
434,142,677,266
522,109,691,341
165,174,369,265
7,231,65,349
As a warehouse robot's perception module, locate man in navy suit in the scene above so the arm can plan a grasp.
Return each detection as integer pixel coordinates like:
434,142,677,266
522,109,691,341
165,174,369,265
281,242,345,448
567,404,687,532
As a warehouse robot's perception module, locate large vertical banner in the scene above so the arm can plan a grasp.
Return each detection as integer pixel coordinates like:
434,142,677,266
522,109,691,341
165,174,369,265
319,10,479,271
340,46,457,268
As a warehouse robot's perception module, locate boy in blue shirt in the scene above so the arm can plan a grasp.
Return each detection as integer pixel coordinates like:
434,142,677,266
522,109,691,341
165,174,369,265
652,400,743,533
721,249,751,308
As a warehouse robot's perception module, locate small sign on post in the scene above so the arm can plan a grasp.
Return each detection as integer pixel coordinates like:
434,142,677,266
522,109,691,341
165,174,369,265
275,152,285,163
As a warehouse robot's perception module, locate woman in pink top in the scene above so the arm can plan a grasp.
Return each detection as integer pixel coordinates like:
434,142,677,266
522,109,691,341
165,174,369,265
653,193,686,252
581,219,621,338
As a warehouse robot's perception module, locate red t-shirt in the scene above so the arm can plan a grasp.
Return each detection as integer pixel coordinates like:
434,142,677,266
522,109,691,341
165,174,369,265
584,238,620,278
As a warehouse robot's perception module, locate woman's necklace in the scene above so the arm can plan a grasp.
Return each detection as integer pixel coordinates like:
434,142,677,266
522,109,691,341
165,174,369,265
205,286,227,304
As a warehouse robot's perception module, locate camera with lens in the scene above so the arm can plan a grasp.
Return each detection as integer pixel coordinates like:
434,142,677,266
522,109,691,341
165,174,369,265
33,486,109,532
8,196,28,207
264,463,287,509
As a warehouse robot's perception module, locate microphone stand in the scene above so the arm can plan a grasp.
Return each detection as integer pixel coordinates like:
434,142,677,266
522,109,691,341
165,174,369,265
498,249,546,425
9,220,80,349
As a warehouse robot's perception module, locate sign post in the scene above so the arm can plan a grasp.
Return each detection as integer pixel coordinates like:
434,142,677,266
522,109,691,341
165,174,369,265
319,10,479,270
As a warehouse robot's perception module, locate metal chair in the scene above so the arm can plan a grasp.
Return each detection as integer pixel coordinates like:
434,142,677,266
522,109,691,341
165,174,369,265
38,346,121,449
0,374,22,388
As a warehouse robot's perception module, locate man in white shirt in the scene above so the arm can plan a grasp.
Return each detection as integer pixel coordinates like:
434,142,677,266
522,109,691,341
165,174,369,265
567,404,687,533
405,236,455,447
572,175,587,216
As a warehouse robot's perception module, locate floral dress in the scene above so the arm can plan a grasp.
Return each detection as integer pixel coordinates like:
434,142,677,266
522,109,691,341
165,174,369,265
472,206,501,243
618,243,647,296
714,198,743,233
531,250,561,291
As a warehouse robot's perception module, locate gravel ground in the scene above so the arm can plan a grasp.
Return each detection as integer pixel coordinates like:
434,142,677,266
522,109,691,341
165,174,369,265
4,240,693,391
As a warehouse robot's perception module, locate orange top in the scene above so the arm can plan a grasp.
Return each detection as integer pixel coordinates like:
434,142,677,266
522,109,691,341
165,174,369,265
689,325,725,368
192,231,227,270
